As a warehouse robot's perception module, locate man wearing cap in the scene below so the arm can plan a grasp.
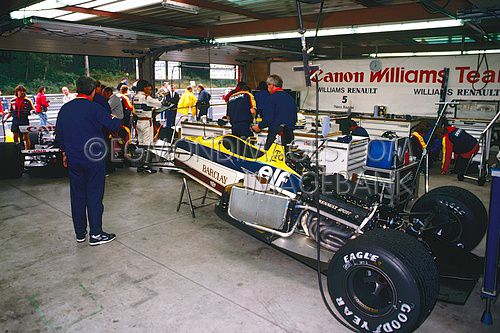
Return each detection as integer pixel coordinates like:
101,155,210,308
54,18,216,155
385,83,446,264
133,79,162,173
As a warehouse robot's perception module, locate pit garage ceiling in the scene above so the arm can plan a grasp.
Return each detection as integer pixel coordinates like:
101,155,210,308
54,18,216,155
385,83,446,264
0,0,499,63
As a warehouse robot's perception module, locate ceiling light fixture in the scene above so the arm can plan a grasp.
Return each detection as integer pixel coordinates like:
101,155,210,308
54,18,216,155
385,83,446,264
161,0,200,14
214,19,464,43
366,49,500,58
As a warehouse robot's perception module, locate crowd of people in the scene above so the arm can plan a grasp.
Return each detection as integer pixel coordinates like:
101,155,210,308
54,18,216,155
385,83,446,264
42,74,295,245
1,73,481,180
1,73,484,247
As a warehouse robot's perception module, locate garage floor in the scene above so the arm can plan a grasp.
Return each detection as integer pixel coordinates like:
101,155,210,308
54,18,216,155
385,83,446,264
0,167,498,333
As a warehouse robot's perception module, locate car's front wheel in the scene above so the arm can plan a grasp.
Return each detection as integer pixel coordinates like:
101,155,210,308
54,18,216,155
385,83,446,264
327,229,439,333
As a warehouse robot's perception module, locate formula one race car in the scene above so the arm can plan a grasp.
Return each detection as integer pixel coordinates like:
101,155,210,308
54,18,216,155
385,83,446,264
172,133,487,333
0,124,65,179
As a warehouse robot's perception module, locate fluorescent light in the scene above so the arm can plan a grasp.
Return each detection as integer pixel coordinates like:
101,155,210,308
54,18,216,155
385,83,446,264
55,13,98,21
366,49,500,57
413,35,475,44
464,49,500,55
161,0,200,14
97,0,162,12
217,32,301,43
368,51,462,57
214,19,465,43
355,19,463,34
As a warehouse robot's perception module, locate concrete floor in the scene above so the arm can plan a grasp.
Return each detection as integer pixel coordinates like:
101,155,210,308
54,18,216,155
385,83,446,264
0,167,498,333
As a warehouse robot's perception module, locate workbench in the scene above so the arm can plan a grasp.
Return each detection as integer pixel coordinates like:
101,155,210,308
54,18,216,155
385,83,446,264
352,116,422,138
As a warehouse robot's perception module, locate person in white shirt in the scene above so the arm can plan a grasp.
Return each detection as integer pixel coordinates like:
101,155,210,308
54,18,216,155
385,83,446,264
61,86,75,104
133,80,164,174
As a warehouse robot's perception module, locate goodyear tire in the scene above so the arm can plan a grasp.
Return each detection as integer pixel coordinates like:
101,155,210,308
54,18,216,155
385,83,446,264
411,186,487,250
0,142,23,179
327,229,439,333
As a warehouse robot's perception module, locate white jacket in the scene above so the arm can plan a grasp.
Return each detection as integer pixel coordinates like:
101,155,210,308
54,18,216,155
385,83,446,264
133,91,161,118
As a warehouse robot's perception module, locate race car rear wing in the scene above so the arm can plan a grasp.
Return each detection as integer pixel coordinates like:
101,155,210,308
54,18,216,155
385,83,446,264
21,148,61,155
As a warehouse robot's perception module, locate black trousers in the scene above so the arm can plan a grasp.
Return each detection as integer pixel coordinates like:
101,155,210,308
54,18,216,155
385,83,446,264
264,128,294,151
197,106,209,121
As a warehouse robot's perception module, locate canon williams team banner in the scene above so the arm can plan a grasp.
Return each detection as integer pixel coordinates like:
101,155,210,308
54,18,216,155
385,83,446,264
270,55,500,116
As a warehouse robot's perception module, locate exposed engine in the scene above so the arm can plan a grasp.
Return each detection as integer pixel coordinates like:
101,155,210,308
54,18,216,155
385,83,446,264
301,212,349,252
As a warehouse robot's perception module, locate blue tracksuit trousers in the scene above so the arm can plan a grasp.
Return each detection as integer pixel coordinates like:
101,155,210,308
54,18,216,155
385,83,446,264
68,161,106,236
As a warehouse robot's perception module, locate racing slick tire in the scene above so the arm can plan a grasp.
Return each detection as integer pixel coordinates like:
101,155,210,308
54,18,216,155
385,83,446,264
327,229,439,333
0,142,23,179
410,186,487,251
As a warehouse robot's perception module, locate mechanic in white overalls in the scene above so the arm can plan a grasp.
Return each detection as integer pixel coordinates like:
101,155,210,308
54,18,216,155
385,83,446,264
133,80,162,174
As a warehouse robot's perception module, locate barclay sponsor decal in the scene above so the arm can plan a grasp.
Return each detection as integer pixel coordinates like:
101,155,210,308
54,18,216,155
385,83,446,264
202,164,228,184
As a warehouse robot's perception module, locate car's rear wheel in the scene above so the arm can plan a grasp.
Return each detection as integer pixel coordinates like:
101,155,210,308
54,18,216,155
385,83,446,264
410,186,487,250
0,142,23,179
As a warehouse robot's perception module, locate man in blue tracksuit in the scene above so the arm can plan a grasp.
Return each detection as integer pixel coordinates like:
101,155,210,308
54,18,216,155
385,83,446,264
226,84,256,138
251,74,297,150
253,81,270,117
55,76,121,246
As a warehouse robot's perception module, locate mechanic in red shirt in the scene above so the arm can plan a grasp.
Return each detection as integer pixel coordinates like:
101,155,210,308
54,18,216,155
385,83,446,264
4,85,34,149
35,86,50,126
441,124,479,176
